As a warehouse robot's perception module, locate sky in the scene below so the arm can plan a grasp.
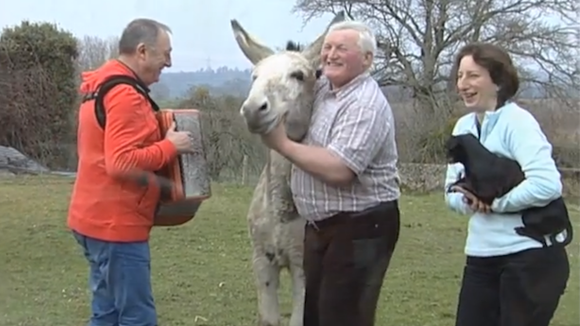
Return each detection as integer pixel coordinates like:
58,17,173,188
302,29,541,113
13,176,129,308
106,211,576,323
0,0,337,72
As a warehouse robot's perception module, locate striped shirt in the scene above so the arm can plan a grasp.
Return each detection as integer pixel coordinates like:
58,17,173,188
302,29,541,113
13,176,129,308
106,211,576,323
290,72,400,222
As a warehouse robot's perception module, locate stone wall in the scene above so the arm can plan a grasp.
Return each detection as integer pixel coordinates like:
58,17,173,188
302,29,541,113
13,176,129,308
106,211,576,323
398,163,580,196
398,163,447,192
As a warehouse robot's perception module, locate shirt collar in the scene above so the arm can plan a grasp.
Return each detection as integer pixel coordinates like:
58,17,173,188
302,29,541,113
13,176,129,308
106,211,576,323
323,72,371,99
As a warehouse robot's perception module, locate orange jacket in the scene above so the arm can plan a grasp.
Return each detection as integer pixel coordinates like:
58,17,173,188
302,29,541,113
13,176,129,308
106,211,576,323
68,60,178,242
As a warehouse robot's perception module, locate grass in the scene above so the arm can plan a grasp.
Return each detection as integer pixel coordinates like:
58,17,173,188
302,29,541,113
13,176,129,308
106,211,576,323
0,176,578,326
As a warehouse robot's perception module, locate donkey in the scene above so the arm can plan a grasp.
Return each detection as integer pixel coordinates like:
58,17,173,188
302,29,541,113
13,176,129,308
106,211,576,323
229,12,346,326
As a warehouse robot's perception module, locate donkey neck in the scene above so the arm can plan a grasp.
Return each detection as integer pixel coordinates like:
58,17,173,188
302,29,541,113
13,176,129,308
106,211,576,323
257,149,298,221
266,149,293,178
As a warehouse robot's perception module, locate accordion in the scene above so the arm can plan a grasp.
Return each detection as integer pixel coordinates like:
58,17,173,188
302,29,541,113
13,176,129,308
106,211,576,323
154,108,211,226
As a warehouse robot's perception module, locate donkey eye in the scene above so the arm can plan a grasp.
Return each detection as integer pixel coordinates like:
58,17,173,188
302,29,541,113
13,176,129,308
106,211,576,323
290,70,305,81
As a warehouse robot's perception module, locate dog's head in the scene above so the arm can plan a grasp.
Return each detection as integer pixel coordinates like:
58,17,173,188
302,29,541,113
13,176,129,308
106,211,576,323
446,133,479,164
446,136,466,164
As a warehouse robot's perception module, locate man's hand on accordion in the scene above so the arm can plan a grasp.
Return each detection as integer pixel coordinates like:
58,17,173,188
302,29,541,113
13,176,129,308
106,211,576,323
165,121,194,154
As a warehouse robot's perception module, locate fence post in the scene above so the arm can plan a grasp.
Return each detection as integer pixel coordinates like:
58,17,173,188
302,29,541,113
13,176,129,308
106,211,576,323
242,155,248,185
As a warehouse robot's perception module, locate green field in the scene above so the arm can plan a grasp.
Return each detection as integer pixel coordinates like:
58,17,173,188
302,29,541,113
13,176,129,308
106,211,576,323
0,176,578,326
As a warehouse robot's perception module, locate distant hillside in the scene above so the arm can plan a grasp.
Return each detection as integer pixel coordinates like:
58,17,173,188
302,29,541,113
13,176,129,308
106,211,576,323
156,67,252,98
154,66,576,100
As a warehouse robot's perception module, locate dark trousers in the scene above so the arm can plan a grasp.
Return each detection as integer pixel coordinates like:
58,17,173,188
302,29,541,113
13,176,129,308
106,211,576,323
455,245,570,326
303,201,400,326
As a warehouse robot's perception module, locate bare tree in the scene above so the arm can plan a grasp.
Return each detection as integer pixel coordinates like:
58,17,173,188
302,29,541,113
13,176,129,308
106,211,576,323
293,0,578,163
292,0,578,113
76,35,119,71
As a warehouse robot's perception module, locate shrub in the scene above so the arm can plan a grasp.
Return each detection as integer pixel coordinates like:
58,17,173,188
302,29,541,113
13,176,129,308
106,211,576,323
178,87,265,181
0,21,78,169
413,116,460,163
553,145,580,168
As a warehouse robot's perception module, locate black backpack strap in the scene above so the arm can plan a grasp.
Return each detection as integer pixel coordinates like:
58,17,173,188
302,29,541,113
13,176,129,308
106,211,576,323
81,74,160,130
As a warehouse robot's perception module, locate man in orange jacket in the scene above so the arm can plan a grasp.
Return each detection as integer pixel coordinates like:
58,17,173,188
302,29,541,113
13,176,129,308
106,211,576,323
68,18,192,326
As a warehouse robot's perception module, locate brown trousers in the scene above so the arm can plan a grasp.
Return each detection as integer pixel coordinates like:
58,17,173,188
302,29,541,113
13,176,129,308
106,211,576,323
303,200,400,326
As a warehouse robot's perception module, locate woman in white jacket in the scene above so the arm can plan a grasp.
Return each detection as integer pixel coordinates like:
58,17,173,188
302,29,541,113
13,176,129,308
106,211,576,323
444,42,570,326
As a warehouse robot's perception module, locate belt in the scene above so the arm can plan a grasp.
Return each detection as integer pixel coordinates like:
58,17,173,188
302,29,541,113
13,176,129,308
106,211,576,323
307,200,398,231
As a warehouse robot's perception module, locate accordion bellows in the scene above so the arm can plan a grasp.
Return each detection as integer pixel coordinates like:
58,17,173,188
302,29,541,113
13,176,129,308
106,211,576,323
154,109,211,226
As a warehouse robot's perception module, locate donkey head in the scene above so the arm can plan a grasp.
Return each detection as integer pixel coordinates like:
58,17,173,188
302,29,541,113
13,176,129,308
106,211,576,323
230,12,346,141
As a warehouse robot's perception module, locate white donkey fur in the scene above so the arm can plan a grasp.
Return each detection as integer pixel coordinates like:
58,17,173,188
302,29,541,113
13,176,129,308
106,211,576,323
229,12,346,326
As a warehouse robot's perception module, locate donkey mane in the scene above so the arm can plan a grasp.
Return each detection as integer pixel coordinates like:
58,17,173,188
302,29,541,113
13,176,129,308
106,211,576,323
285,40,303,52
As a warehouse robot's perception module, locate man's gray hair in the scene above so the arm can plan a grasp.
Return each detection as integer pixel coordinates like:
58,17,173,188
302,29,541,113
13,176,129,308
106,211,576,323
328,20,377,56
118,18,172,55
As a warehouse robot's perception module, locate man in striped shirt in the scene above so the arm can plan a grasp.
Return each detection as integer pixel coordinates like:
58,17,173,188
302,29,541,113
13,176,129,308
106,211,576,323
259,20,401,326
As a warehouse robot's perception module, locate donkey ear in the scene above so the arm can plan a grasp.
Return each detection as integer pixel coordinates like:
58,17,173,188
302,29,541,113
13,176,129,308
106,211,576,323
301,10,347,67
230,19,275,65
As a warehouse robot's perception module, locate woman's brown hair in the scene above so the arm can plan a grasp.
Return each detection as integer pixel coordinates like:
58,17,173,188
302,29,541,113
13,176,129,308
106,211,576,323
452,42,519,107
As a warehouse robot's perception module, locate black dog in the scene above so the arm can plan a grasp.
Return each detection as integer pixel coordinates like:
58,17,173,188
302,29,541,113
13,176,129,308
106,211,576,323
446,133,524,204
446,133,573,247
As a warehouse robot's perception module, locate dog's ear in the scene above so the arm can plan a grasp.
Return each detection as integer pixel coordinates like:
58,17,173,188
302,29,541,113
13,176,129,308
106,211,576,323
445,136,461,163
446,136,460,151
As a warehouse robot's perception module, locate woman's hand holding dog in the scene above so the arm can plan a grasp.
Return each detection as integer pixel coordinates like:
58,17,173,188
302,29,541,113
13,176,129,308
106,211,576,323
450,186,492,214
